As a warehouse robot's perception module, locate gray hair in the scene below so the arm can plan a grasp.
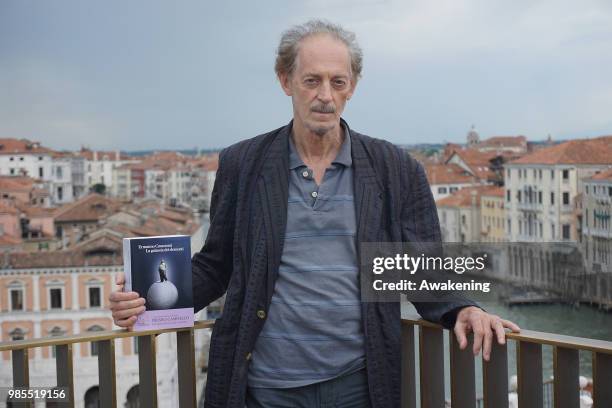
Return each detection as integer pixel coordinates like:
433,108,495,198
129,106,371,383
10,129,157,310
275,19,363,80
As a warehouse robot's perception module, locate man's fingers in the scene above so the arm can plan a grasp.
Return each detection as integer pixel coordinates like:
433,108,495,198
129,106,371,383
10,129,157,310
494,319,506,345
115,272,125,285
454,323,469,350
482,321,493,361
502,319,521,333
109,291,140,303
115,315,138,328
472,320,485,356
110,297,145,311
112,305,145,320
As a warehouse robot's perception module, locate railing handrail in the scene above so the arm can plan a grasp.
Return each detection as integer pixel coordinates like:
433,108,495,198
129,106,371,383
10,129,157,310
402,314,612,355
2,316,612,355
0,320,215,352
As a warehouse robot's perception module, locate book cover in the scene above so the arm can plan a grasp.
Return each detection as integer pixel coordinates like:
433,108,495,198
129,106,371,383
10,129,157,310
122,235,194,331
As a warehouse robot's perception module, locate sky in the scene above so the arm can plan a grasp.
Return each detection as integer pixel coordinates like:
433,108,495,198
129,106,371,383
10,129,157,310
1,0,612,151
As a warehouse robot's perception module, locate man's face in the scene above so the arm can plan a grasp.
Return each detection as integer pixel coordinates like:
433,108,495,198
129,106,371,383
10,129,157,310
279,34,357,136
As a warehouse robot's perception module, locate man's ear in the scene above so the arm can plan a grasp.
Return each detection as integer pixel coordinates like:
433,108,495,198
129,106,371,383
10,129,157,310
278,73,293,96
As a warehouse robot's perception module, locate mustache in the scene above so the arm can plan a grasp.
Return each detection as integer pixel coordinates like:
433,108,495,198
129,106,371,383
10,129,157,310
311,104,336,114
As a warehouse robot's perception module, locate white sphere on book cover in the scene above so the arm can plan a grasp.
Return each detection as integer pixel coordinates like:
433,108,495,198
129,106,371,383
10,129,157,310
147,280,179,309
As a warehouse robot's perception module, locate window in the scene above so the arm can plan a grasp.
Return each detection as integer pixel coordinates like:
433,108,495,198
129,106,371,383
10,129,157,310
10,168,15,175
562,169,569,180
563,192,570,205
39,156,43,161
538,191,542,204
50,288,62,309
551,170,555,179
49,326,66,358
89,287,101,308
551,192,555,205
88,325,105,356
438,187,447,194
56,166,63,179
507,190,511,202
609,187,612,197
57,186,63,201
517,191,522,202
586,185,589,194
10,328,25,342
507,169,510,180
551,223,555,238
9,157,14,161
39,167,43,178
507,219,511,234
461,215,466,225
449,187,458,193
539,169,542,179
19,157,24,161
562,224,570,240
10,284,24,311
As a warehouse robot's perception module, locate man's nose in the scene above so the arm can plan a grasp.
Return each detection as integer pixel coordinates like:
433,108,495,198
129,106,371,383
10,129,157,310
317,81,333,103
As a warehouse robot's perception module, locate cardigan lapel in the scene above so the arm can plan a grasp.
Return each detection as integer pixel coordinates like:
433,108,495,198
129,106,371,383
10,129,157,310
255,123,290,301
349,126,384,246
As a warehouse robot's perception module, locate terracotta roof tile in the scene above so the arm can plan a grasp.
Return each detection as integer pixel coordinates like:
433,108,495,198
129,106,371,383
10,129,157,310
54,193,122,223
424,164,476,185
0,138,53,155
510,136,612,165
436,185,500,208
587,168,612,181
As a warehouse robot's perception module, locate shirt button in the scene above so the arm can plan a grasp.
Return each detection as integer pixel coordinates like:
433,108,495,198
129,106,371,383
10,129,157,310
302,170,309,178
311,191,318,198
257,310,266,319
246,352,252,361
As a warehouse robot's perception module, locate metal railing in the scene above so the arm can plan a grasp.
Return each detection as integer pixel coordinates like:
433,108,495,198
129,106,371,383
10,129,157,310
1,317,612,407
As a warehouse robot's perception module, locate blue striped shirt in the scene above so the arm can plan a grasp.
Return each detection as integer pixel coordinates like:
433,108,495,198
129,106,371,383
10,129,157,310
248,126,365,388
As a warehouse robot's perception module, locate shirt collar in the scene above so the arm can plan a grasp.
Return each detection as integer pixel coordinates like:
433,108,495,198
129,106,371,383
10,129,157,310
288,123,352,169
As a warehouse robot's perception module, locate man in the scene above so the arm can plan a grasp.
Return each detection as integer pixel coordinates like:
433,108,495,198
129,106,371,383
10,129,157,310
110,20,520,408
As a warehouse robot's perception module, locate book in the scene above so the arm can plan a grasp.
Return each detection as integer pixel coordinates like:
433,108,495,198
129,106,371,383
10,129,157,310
122,235,194,331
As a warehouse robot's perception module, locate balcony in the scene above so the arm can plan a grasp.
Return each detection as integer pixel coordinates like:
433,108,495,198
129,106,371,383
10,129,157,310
1,316,611,407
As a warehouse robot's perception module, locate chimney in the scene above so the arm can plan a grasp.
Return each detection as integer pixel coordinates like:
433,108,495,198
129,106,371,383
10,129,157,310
115,150,120,161
93,151,98,161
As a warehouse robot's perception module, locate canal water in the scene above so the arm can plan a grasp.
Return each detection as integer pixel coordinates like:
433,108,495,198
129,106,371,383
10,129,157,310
401,300,612,399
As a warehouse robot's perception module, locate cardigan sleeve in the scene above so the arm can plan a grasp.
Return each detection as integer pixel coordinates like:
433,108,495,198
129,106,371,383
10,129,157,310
400,155,480,329
191,149,238,313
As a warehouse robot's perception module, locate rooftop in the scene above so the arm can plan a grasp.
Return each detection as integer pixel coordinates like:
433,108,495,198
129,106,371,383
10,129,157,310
510,136,612,165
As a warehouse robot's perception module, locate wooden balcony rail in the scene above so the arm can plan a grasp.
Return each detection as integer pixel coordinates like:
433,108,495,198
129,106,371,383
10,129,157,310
1,316,611,408
0,320,214,408
402,314,612,408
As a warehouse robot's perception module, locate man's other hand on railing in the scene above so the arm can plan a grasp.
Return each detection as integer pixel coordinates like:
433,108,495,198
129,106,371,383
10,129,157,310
454,306,521,362
109,272,146,330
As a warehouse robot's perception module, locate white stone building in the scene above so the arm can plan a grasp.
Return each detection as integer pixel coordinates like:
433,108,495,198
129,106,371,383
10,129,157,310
504,136,612,242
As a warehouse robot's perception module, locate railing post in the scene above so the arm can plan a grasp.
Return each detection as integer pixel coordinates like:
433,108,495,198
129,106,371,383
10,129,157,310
419,326,445,408
177,329,196,408
450,332,476,408
552,346,579,408
593,352,612,407
55,344,75,408
401,323,417,408
12,348,33,408
517,341,543,408
98,339,117,408
138,334,158,408
482,341,508,408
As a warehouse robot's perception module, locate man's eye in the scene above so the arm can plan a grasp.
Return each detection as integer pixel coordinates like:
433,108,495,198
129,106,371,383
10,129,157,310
333,80,347,88
304,78,318,85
